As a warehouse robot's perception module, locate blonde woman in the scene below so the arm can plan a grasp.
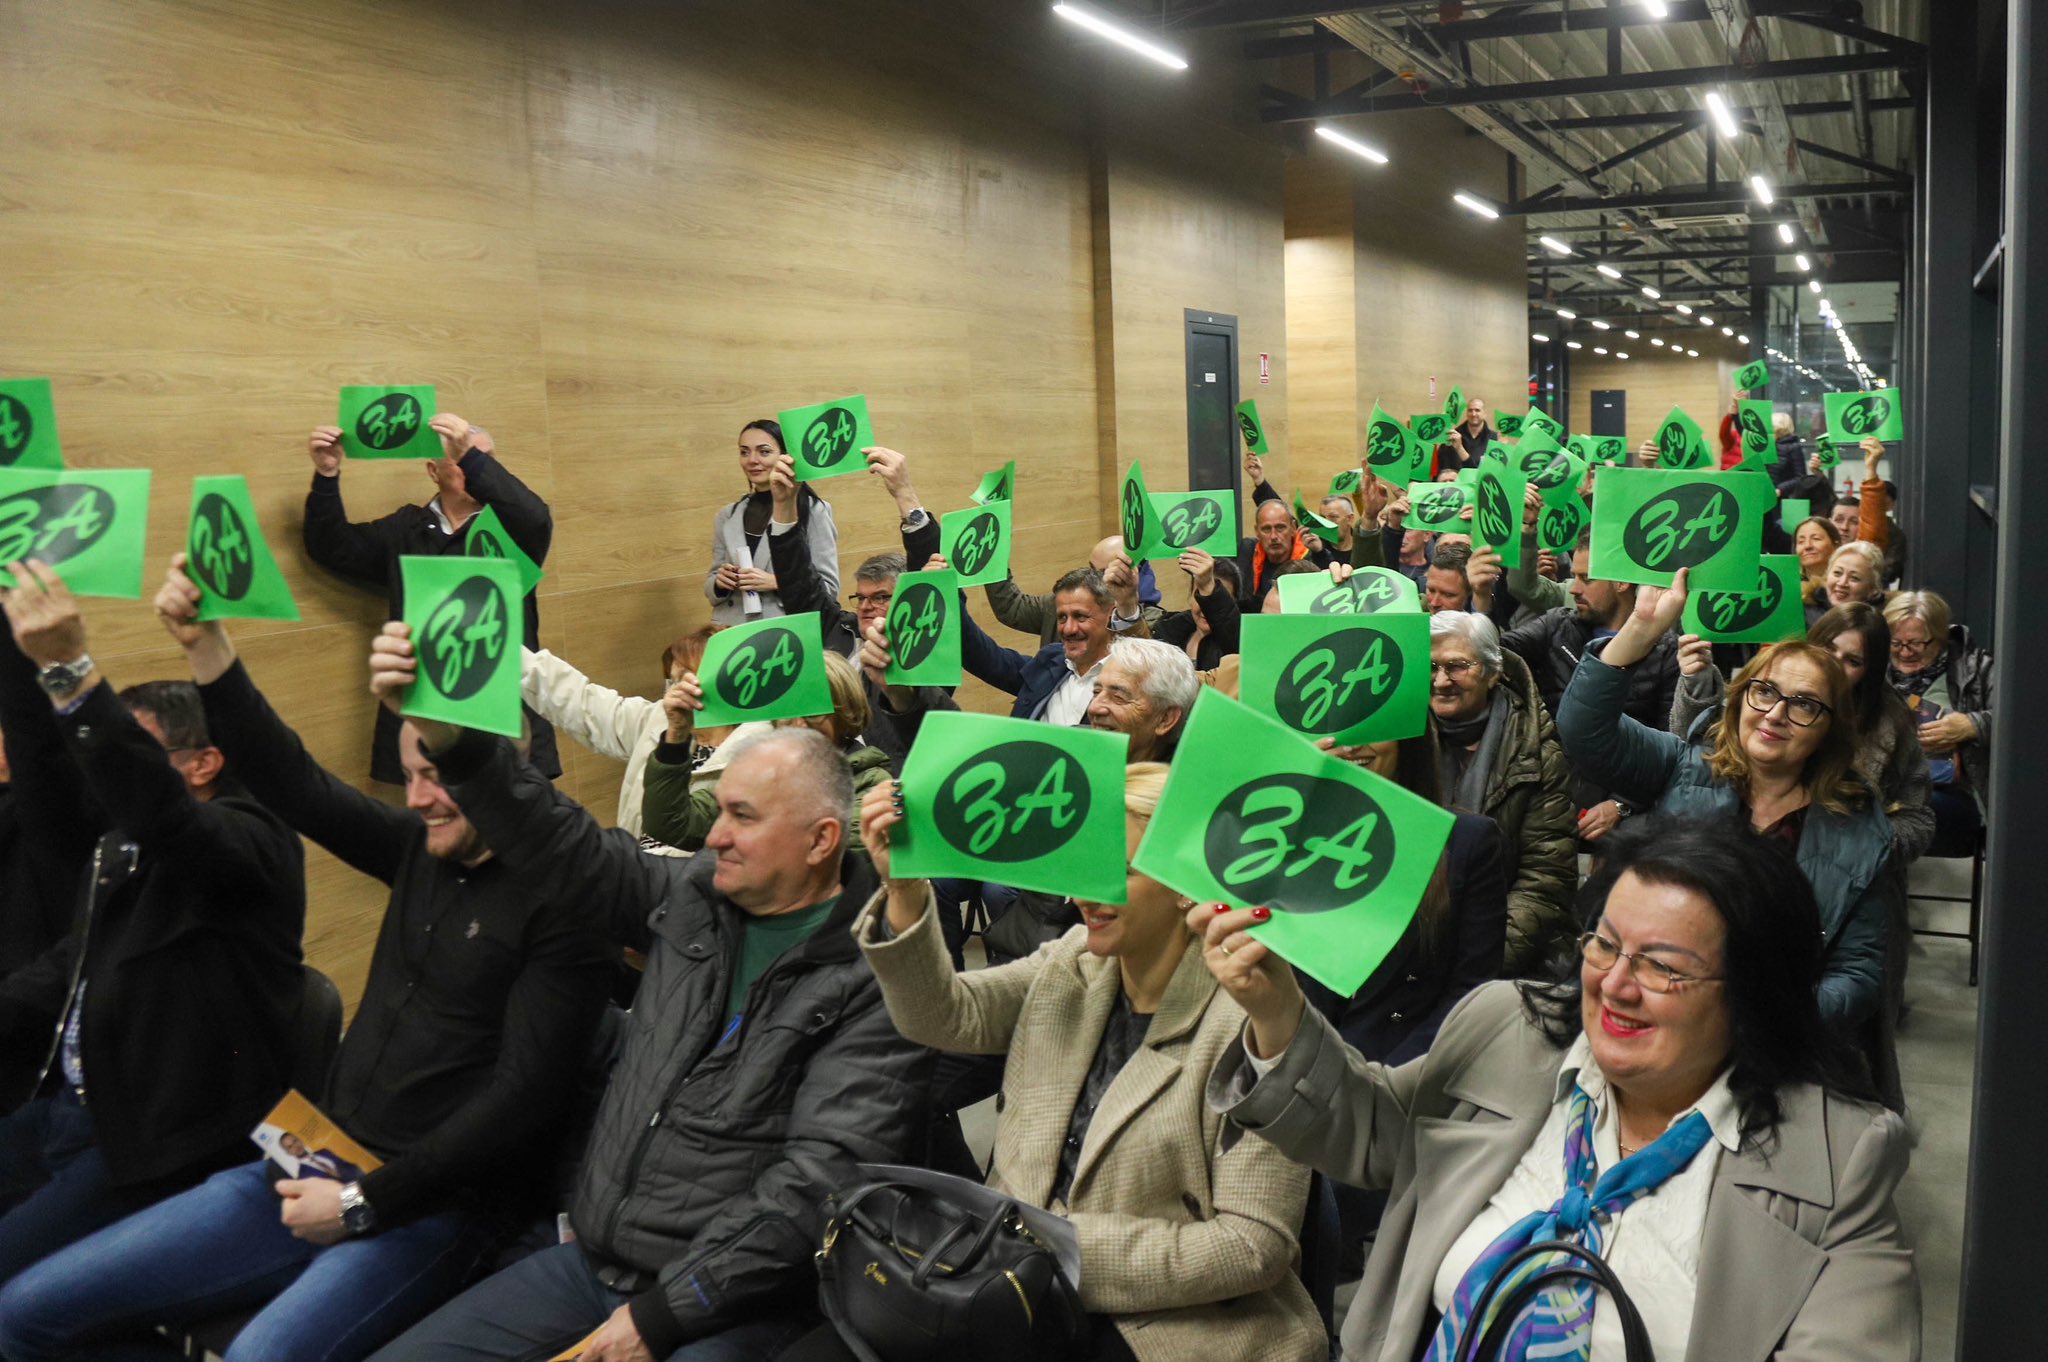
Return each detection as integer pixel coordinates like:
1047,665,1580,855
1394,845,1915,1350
1806,540,1885,626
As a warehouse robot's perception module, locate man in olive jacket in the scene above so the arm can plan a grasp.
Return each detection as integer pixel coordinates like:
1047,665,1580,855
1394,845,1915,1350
371,639,930,1362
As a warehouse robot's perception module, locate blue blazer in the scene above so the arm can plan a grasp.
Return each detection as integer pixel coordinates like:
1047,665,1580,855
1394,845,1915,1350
958,602,1075,721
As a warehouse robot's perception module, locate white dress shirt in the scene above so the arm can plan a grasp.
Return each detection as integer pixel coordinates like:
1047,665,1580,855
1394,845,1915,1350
1040,654,1105,726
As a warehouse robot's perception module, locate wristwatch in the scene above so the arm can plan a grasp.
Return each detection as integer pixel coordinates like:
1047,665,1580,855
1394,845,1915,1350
339,1181,377,1236
35,654,94,699
899,508,931,533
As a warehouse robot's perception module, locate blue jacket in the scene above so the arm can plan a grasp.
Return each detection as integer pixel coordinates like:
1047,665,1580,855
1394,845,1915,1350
1555,648,1893,1027
959,600,1079,721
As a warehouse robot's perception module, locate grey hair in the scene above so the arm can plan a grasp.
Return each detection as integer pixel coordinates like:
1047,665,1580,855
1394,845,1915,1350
855,551,905,583
1052,568,1114,611
1430,609,1504,679
1107,637,1200,716
732,728,854,846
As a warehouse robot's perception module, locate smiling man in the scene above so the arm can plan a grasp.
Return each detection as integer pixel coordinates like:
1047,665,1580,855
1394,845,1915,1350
956,567,1120,725
1084,637,1198,763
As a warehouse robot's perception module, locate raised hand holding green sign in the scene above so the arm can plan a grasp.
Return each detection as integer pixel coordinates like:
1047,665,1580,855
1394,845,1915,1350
0,468,151,598
1328,469,1362,497
339,386,437,460
188,476,299,621
0,379,63,470
1406,479,1470,532
1653,406,1712,470
1823,390,1903,443
1119,461,1155,559
970,461,1016,505
1442,386,1465,424
1815,435,1841,472
1132,690,1454,995
1366,404,1426,485
1589,467,1776,590
939,500,1013,588
1275,566,1421,616
1733,359,1770,392
1409,413,1449,445
692,612,833,727
1294,491,1339,538
1496,413,1525,438
1148,491,1234,559
1536,494,1588,555
1235,399,1269,454
1473,464,1525,568
778,394,875,482
463,504,544,598
1239,613,1431,746
883,569,962,686
1732,400,1775,474
1683,554,1805,644
1590,436,1628,466
892,712,1130,903
399,556,521,738
1523,407,1564,441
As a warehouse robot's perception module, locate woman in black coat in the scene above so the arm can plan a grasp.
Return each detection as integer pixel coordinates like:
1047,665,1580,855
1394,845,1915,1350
1149,551,1242,673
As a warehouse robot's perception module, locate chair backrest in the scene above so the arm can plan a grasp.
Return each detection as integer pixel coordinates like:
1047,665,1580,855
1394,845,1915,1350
290,966,344,1097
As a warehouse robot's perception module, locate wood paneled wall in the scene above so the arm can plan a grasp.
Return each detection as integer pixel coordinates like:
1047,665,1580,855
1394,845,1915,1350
0,0,1293,1011
1567,339,1752,446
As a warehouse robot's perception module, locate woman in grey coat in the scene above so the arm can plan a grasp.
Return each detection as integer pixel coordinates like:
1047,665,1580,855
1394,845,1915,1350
704,419,839,623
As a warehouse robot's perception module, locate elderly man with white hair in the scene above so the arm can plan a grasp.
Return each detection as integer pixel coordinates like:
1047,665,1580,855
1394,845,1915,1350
1085,636,1200,763
1427,610,1579,976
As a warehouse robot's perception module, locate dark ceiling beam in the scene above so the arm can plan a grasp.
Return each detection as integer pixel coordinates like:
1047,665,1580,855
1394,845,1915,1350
1391,0,1720,44
1792,136,1913,182
1770,9,1928,58
1528,246,1903,264
1502,179,1908,215
1581,122,1699,176
1163,0,1423,29
1260,52,1918,122
1240,30,1349,59
1503,96,1915,133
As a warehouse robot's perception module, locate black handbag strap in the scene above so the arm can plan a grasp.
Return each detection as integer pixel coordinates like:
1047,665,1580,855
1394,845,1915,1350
1458,1239,1654,1362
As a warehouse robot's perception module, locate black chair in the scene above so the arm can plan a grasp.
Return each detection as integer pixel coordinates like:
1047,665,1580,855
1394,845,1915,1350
1909,824,1986,986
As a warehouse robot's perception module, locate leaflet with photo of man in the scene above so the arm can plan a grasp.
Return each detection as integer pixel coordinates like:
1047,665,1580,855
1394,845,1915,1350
250,1090,382,1183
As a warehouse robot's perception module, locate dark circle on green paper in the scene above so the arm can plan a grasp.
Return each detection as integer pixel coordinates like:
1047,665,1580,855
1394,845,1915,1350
1737,406,1769,445
1366,419,1407,468
887,582,948,671
1202,773,1396,912
188,493,254,601
933,740,1092,863
0,395,33,464
0,484,116,569
1596,438,1626,463
1818,440,1841,469
467,527,507,560
952,510,1003,577
354,393,423,452
1656,420,1695,468
420,575,511,701
1415,486,1465,526
1307,570,1401,616
1539,501,1584,550
1497,415,1524,437
1621,483,1740,572
1120,479,1148,553
801,407,859,470
1839,393,1892,436
714,625,804,711
1159,498,1220,549
1443,391,1462,422
1474,475,1514,547
1236,410,1263,448
1412,415,1447,443
1529,452,1574,486
1274,630,1402,735
1697,563,1783,635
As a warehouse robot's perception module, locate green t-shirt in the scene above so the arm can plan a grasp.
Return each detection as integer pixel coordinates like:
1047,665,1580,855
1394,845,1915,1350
725,896,839,1027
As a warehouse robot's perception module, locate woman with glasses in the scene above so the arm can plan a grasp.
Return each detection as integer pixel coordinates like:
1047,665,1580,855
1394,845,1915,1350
1195,815,1915,1362
704,419,840,624
1884,590,1993,857
1428,612,1578,977
1555,570,1894,1031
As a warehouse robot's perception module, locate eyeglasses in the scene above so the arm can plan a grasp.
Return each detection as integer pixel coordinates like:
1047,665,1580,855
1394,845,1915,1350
1429,660,1479,679
1890,636,1933,655
1578,932,1723,994
847,590,894,609
1741,678,1831,727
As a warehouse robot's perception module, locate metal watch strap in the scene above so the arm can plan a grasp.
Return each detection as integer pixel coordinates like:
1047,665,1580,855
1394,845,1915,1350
35,654,93,698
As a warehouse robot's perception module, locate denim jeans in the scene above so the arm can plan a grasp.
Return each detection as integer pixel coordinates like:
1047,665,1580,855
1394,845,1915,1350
0,1087,176,1289
0,1159,489,1362
369,1241,814,1362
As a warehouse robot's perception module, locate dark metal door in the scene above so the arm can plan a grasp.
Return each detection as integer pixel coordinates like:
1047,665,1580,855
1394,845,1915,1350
1186,311,1240,528
1590,389,1627,438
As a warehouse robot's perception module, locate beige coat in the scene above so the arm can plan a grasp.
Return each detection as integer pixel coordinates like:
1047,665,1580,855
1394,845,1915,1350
1216,980,1920,1362
853,889,1326,1362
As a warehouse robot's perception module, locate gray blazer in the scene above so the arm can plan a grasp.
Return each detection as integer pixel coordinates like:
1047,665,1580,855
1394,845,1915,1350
703,496,839,624
1214,981,1919,1362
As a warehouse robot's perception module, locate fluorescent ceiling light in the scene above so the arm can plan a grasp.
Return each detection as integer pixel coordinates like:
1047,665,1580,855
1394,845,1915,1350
1556,308,1578,320
1566,341,1584,350
1704,91,1740,140
1616,351,1630,359
1738,334,1750,344
1624,329,1640,339
1721,326,1734,336
1531,332,1551,343
1700,316,1714,326
1596,263,1623,279
1750,175,1774,205
1795,253,1812,271
1651,337,1665,346
1314,125,1388,164
1641,286,1661,299
1539,236,1572,255
1777,222,1797,244
1809,280,1823,294
1593,346,1609,355
1591,319,1611,330
1453,192,1500,218
1642,0,1669,16
1675,303,1692,314
1687,349,1700,357
1052,4,1189,69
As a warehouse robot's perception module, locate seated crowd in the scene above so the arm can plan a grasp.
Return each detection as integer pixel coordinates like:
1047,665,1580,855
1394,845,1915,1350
0,402,1960,1361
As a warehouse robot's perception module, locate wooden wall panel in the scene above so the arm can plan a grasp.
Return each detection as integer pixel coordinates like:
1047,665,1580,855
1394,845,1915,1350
0,0,1292,1012
1283,162,1358,477
1567,341,1750,447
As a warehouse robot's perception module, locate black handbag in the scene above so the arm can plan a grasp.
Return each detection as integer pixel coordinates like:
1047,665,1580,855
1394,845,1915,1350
815,1173,1086,1362
1455,1239,1654,1362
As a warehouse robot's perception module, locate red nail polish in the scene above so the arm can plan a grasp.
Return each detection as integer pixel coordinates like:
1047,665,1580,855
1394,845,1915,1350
1251,906,1271,922
1212,904,1229,915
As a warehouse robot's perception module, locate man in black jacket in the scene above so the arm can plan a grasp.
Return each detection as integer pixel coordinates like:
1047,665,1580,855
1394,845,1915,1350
0,557,614,1362
360,624,931,1362
302,410,562,782
0,720,76,1110
0,561,305,1285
